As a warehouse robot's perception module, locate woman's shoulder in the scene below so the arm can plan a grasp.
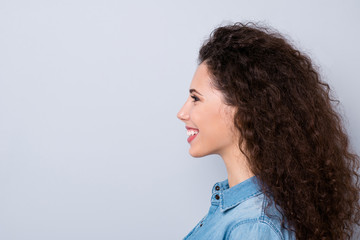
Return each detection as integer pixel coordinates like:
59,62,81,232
226,192,296,240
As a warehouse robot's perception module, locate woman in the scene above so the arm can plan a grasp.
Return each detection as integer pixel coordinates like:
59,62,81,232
177,22,360,240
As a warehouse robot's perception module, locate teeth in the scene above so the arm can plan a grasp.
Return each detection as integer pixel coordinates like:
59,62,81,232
187,130,199,136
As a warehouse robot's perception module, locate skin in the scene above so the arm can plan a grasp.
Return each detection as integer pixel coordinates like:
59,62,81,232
177,62,254,188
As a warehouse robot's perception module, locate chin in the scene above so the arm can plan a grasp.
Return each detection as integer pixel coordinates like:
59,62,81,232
189,149,203,158
189,147,212,158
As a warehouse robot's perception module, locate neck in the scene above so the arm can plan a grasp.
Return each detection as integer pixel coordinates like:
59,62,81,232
220,144,254,188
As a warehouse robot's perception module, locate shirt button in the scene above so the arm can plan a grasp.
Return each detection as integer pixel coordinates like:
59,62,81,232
215,186,220,191
200,223,203,227
215,194,220,200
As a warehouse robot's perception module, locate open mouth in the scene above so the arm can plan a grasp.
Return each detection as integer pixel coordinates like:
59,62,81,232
186,127,199,143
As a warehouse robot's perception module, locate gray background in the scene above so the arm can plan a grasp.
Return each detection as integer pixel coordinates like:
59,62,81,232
0,0,359,239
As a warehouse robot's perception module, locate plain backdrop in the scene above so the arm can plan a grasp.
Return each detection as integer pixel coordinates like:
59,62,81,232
0,0,359,239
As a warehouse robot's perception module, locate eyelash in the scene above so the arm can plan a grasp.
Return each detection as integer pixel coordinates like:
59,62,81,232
191,95,200,102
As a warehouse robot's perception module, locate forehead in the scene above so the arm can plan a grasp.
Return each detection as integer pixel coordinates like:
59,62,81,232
190,63,213,90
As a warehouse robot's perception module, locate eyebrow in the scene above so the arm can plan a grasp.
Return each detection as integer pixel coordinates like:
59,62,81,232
189,89,203,96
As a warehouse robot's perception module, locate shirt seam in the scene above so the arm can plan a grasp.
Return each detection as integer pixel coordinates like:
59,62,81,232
260,194,283,239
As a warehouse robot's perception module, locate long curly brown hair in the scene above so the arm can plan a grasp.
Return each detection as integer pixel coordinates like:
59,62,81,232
198,22,360,239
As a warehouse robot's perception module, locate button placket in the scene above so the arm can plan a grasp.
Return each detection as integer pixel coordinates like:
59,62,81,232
212,183,221,193
211,182,222,204
212,192,221,202
197,214,207,229
215,183,221,199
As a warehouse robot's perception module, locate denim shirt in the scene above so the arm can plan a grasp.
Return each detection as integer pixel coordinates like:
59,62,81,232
183,176,296,240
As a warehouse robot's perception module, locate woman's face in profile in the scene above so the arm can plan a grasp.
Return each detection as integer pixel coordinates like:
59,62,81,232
177,63,238,158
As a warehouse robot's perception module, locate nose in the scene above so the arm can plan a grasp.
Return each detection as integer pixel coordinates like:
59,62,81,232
177,102,189,122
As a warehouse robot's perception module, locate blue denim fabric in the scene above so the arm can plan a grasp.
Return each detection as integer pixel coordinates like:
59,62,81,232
183,176,296,240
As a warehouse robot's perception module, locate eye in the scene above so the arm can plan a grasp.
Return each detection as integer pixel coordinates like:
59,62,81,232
191,95,200,102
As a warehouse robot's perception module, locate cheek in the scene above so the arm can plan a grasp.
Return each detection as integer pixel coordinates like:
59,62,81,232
190,103,235,140
191,107,213,132
206,110,236,144
194,109,231,140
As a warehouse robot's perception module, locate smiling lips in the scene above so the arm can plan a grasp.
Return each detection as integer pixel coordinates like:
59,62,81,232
186,126,199,143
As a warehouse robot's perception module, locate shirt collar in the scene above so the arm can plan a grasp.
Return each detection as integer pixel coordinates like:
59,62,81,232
211,175,263,212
